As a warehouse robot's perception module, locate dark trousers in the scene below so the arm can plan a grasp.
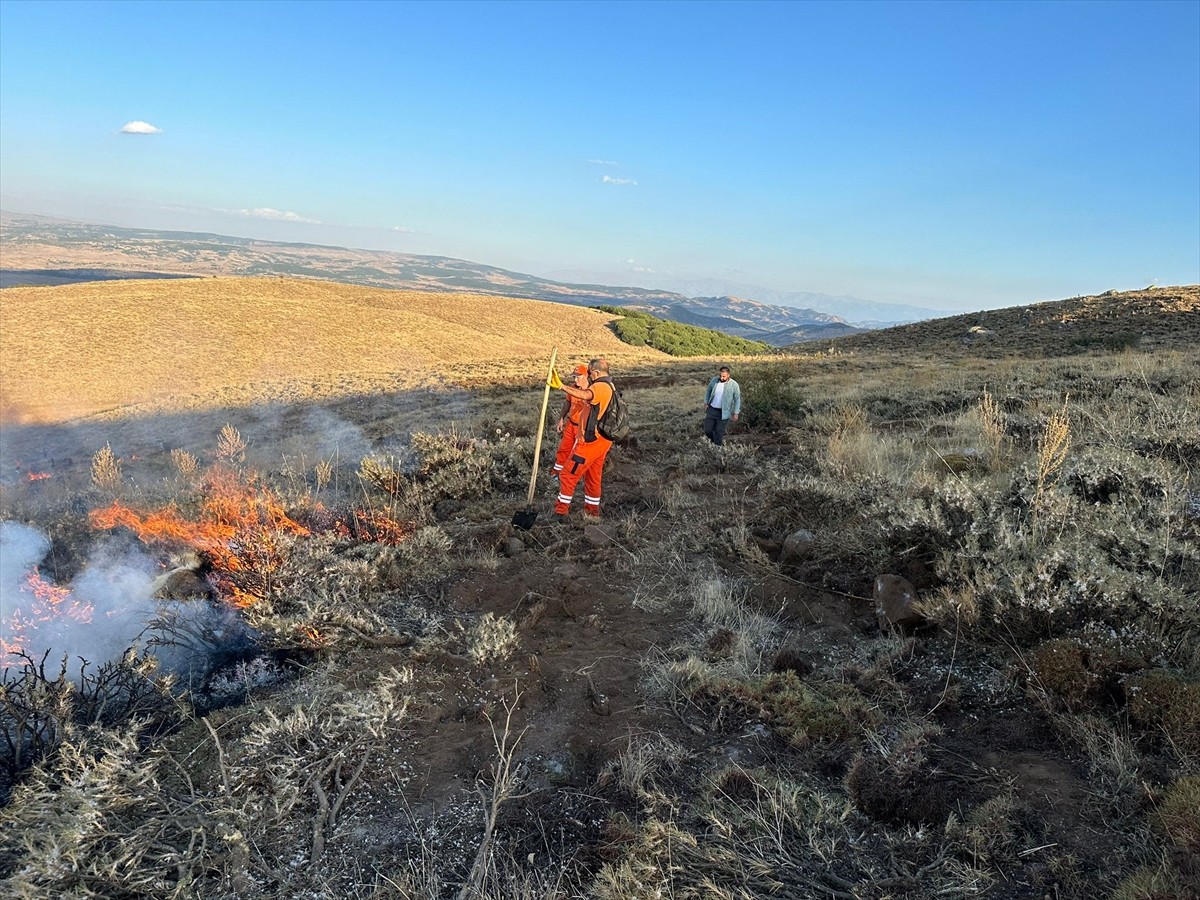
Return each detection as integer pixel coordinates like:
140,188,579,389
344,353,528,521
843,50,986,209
704,408,728,445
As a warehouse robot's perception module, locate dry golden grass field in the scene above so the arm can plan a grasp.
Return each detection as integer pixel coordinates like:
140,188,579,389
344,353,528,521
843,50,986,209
0,277,667,424
1,278,1198,900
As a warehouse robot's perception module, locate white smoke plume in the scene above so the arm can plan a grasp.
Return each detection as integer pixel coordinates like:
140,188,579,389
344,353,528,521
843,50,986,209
0,521,250,686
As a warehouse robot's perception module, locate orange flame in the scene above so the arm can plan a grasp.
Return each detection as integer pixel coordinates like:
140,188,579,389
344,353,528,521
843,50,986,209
1,568,93,667
26,472,52,482
89,466,310,608
335,508,414,545
298,624,327,649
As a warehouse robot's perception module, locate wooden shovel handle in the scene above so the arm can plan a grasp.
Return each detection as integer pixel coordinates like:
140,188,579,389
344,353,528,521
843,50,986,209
526,347,558,506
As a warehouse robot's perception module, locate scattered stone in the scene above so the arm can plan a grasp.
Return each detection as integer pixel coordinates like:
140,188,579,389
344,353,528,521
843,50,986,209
152,563,217,602
780,528,816,563
874,574,923,630
505,537,525,557
586,676,612,716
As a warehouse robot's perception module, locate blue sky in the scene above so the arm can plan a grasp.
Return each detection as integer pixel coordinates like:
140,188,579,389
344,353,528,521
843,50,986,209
1,0,1197,312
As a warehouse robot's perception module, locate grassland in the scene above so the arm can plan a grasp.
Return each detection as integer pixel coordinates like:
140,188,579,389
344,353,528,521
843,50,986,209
1,279,1197,899
0,277,667,424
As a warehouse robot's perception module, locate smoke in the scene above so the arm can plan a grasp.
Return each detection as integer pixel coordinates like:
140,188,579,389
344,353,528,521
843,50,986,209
298,406,373,461
0,522,49,592
0,521,252,686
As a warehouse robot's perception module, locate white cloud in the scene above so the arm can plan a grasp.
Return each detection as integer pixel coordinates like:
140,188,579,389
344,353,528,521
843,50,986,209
601,175,637,186
588,158,620,166
392,225,414,233
120,120,162,135
236,207,321,224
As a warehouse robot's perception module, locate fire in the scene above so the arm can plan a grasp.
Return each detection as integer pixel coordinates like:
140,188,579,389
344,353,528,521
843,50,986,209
26,472,52,482
1,567,93,667
336,508,414,545
89,466,310,608
298,625,327,648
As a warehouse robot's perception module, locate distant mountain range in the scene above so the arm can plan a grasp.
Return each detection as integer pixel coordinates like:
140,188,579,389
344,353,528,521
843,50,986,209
546,271,948,327
0,211,917,344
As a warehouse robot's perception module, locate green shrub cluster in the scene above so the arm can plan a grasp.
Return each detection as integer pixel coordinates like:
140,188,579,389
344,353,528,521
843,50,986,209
1126,669,1200,754
1029,636,1146,711
739,362,806,430
1070,330,1143,352
593,305,770,357
409,428,527,501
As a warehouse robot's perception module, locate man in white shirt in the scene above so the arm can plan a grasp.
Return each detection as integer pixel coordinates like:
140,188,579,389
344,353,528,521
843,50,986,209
703,366,741,445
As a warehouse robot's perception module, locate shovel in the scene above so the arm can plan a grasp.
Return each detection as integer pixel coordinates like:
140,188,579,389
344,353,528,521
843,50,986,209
512,346,558,530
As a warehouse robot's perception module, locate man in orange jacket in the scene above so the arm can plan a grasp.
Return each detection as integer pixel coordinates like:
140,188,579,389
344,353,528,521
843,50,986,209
552,364,591,482
552,358,615,520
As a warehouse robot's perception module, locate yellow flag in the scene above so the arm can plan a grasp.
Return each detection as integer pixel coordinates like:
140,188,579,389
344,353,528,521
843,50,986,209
547,369,564,389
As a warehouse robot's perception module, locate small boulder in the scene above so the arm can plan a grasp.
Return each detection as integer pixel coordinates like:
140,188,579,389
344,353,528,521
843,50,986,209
874,574,923,630
780,529,816,563
152,564,216,602
505,537,525,557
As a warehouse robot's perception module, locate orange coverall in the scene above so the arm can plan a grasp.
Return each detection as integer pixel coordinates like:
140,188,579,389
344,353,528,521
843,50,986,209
555,379,614,518
553,394,591,478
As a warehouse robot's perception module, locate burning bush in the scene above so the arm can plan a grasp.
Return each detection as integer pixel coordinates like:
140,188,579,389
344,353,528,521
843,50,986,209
89,465,310,610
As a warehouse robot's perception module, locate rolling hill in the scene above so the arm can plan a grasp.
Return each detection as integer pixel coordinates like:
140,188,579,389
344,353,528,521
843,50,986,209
0,277,668,424
0,212,860,341
808,285,1200,356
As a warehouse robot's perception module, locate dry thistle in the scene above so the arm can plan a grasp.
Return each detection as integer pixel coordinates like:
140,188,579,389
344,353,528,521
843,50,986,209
466,613,519,666
90,444,122,495
315,458,333,491
1035,398,1071,501
170,448,199,479
979,389,1006,457
216,424,247,463
358,455,405,496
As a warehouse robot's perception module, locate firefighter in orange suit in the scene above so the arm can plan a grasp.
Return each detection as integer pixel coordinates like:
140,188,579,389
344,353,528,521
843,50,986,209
552,358,614,520
553,364,591,481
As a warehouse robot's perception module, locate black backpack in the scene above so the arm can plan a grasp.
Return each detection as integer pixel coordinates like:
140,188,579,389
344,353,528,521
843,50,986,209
596,382,630,441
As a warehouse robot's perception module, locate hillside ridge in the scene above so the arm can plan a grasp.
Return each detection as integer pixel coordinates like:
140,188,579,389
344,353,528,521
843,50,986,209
0,277,666,424
809,285,1199,355
0,212,860,339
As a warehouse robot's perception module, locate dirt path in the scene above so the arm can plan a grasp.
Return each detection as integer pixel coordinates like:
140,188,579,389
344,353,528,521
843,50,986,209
351,425,1145,895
